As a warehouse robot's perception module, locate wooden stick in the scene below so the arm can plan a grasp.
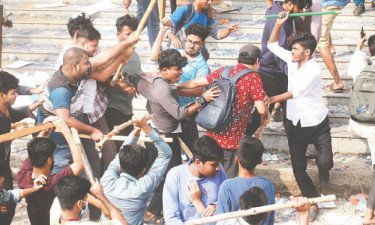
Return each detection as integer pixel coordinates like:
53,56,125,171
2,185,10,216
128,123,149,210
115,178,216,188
71,128,95,184
185,195,336,225
159,0,166,20
79,134,173,143
110,0,158,86
178,137,193,159
10,122,28,130
0,122,55,143
96,115,154,149
266,11,340,19
254,124,265,140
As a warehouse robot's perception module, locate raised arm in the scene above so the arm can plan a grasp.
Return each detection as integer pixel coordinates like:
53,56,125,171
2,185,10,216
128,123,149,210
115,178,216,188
150,22,171,61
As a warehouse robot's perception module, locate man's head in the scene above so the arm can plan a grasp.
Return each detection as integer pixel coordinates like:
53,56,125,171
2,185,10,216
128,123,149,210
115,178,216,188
368,35,375,57
116,14,139,42
0,71,19,106
284,0,312,13
27,137,56,171
290,33,316,62
75,25,101,57
194,0,212,10
55,176,91,212
119,144,148,178
67,13,94,38
184,23,209,57
192,135,224,178
62,47,90,81
237,135,264,171
239,187,269,225
238,45,261,71
158,49,188,83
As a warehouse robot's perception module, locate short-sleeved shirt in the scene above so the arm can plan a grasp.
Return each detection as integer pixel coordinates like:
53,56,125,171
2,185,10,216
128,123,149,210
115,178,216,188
106,52,142,116
216,177,275,225
175,48,209,106
205,64,264,150
17,158,74,225
37,67,85,145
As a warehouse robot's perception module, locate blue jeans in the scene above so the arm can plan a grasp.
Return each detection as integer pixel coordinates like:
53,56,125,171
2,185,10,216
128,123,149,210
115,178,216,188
51,144,72,174
136,0,160,47
354,0,375,5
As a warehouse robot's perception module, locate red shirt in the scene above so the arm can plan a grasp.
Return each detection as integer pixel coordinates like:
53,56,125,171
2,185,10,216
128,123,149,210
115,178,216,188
16,158,73,225
205,63,264,150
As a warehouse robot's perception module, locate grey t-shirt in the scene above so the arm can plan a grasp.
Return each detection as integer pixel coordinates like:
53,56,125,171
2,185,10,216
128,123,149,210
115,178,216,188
105,52,142,116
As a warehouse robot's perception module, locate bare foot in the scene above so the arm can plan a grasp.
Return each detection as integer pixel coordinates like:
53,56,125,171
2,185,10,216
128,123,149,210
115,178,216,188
333,81,345,90
364,208,375,224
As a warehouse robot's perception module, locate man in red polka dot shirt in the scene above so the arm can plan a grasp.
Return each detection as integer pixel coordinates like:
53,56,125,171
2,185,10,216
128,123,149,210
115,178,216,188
177,45,270,178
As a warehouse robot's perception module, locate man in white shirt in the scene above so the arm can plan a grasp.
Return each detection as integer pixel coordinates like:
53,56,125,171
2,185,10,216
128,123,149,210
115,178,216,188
347,34,375,224
265,11,333,222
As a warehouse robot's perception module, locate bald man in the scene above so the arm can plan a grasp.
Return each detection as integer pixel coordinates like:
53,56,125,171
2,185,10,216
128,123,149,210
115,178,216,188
37,47,103,174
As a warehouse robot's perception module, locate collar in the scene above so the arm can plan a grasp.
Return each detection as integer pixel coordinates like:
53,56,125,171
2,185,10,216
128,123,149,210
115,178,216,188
57,66,79,87
237,63,251,70
60,216,79,222
188,52,205,63
120,172,138,182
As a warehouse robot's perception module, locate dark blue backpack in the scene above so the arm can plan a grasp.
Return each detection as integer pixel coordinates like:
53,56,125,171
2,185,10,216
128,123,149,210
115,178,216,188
195,66,253,132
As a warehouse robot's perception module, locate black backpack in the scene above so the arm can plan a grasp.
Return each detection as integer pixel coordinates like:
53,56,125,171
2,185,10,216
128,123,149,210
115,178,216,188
195,66,253,132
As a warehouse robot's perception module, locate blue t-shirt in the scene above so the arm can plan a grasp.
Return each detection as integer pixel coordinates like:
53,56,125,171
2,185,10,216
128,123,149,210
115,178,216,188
163,161,227,225
216,177,275,225
321,0,350,7
170,4,215,29
175,48,209,106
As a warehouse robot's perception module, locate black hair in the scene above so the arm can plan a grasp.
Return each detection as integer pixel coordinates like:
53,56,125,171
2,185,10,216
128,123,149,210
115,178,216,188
185,23,209,42
116,14,139,32
119,144,148,177
239,186,269,225
158,49,188,70
76,24,101,41
192,135,224,163
285,0,312,10
368,35,375,56
238,135,264,171
55,176,91,210
290,32,317,56
67,13,94,38
27,137,56,168
0,71,19,94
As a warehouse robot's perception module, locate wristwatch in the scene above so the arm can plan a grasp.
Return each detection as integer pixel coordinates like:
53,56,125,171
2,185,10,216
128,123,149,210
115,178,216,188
196,96,207,106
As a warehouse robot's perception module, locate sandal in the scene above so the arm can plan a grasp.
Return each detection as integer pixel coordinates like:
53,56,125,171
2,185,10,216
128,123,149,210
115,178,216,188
144,215,164,225
323,83,348,93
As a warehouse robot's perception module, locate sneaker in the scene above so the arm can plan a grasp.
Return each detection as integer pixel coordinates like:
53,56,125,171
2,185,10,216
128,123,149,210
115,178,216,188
353,4,365,16
372,1,375,8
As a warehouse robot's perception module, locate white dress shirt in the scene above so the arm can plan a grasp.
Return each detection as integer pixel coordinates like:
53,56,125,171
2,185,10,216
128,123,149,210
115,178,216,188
268,42,328,127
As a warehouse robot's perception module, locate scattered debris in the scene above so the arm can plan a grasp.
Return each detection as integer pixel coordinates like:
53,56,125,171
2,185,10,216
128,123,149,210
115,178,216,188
350,194,368,206
3,60,33,69
34,2,68,9
81,0,120,15
235,31,243,36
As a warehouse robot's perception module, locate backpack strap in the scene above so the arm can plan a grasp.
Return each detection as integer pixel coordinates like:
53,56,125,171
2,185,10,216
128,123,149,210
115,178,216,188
230,68,254,83
220,66,234,79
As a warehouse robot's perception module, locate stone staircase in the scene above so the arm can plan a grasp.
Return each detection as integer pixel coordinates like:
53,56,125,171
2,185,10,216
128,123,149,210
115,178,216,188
4,0,375,196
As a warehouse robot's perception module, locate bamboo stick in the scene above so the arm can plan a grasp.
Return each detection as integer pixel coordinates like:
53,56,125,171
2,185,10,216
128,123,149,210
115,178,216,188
110,0,158,86
96,115,153,149
159,0,166,20
266,11,340,19
79,134,173,143
185,195,336,225
178,137,193,159
0,122,56,143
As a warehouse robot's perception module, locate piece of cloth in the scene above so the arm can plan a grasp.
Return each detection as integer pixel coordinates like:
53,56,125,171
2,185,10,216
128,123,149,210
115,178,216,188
105,52,141,116
104,110,133,152
163,160,227,225
267,42,328,127
287,117,333,198
175,48,209,106
136,0,160,47
126,73,189,133
37,67,85,145
216,177,275,225
50,197,122,225
17,158,74,225
86,85,108,124
258,1,293,77
169,3,220,48
321,0,350,7
221,149,239,179
101,129,172,225
317,5,345,47
205,63,264,150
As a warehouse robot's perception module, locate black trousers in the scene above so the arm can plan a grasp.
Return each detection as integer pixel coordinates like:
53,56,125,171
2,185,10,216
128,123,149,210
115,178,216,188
288,116,333,198
0,202,16,225
222,149,239,178
104,108,134,152
179,112,199,151
146,133,182,216
246,73,289,136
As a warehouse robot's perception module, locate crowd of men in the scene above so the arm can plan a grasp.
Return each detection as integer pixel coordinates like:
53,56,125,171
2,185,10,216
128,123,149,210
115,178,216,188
0,0,375,224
